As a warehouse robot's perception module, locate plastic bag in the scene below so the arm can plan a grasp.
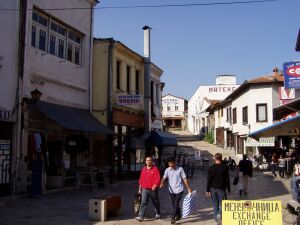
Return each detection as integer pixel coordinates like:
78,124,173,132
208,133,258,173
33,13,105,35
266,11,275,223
233,176,239,185
134,194,141,214
182,190,197,218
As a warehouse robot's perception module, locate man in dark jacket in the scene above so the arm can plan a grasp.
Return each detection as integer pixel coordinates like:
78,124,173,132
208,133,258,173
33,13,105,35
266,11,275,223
206,153,230,224
238,154,253,195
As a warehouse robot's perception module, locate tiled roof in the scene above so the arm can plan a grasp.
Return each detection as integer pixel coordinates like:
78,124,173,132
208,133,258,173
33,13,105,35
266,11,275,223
248,72,284,83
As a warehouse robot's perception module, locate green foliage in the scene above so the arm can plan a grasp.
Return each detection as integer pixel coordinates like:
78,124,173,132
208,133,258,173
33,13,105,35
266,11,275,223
205,131,214,144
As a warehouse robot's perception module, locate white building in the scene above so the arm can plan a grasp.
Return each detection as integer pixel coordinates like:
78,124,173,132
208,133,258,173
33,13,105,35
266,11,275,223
209,69,290,156
0,0,20,196
188,75,239,134
1,0,106,195
162,94,187,130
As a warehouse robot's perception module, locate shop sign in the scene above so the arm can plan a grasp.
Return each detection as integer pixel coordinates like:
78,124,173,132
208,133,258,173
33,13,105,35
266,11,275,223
0,109,12,121
283,61,300,89
117,95,142,105
222,200,282,225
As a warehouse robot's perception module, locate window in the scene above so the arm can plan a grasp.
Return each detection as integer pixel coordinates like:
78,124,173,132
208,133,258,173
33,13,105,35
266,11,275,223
74,46,80,65
156,83,160,104
126,66,130,93
135,70,139,94
232,108,237,124
58,39,65,59
221,108,223,117
31,9,82,65
49,34,56,55
67,43,73,61
226,107,232,122
38,29,47,51
256,104,267,122
175,105,178,111
242,106,248,124
167,106,171,111
31,25,36,47
116,61,121,90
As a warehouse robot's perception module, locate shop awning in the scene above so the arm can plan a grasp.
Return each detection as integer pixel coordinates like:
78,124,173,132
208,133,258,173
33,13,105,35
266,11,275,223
245,137,275,147
248,114,300,140
34,101,114,134
273,98,300,120
148,130,178,147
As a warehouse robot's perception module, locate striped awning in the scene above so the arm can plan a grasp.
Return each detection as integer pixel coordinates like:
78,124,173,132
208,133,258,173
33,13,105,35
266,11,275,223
245,137,275,147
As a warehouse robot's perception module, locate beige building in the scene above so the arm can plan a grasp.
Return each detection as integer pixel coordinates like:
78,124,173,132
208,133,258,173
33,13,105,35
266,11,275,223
93,38,163,175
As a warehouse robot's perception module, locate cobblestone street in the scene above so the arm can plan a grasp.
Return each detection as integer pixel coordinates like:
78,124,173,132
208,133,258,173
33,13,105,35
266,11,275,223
0,131,297,225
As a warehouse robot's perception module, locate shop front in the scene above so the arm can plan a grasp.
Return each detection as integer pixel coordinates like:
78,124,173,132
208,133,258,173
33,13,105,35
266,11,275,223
0,120,13,196
112,108,145,178
25,101,113,194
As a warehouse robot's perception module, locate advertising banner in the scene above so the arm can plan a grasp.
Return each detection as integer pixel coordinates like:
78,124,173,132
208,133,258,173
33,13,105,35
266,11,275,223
222,200,282,225
283,61,300,89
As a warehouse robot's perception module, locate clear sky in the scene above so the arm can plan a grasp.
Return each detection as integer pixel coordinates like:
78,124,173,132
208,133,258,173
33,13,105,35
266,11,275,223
93,0,300,100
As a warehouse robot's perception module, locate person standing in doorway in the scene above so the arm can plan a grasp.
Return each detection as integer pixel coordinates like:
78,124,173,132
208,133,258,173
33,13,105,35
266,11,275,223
238,154,253,195
135,157,161,221
278,155,286,179
206,153,231,224
270,154,278,178
160,157,192,224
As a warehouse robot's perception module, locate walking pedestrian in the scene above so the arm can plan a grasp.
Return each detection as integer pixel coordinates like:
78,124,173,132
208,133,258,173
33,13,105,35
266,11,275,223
238,154,253,195
206,153,231,224
135,157,161,222
278,155,286,179
160,157,192,224
228,157,236,170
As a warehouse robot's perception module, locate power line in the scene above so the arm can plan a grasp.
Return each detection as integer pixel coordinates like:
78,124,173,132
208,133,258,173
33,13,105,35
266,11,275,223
0,0,283,11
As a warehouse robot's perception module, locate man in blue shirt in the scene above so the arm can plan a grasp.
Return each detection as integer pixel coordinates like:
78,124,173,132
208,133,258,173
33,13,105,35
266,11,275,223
160,157,192,224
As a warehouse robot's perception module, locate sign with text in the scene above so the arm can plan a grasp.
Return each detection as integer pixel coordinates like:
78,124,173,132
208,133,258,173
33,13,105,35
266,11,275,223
222,200,282,225
283,61,300,89
117,95,142,105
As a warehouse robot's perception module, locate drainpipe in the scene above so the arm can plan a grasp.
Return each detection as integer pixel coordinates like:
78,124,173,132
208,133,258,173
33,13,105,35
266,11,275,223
14,0,28,194
107,40,114,182
89,3,95,112
143,26,151,133
88,2,96,165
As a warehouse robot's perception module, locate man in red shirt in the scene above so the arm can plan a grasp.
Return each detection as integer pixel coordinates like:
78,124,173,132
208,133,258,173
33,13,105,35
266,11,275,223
135,156,161,221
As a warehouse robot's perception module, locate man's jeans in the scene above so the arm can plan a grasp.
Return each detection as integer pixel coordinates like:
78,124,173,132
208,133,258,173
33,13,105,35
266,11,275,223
139,188,160,218
170,191,183,220
210,188,226,221
239,172,249,193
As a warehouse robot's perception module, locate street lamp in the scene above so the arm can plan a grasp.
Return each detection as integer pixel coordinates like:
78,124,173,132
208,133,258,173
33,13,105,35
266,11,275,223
30,88,42,103
22,88,42,112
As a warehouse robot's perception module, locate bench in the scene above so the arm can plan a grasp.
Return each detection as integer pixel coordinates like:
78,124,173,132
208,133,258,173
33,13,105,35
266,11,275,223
88,195,122,221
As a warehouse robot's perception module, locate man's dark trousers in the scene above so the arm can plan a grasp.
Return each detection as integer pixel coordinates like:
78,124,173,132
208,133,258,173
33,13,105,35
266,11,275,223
170,191,183,220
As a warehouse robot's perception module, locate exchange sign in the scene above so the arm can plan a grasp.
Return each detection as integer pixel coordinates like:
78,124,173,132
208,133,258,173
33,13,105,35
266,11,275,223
283,61,300,89
222,200,282,225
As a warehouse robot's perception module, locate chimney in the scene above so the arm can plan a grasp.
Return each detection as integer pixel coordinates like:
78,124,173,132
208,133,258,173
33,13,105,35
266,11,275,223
143,26,151,60
273,67,279,76
143,25,152,132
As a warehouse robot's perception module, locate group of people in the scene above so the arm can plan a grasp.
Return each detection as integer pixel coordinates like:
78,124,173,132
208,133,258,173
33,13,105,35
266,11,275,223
135,153,253,225
270,152,296,179
136,156,192,224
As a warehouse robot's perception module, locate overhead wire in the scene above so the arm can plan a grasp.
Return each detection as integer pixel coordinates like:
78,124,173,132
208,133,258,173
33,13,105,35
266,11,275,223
0,0,284,11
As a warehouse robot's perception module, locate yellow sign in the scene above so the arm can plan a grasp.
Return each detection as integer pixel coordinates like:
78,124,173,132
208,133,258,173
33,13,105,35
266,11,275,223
222,200,282,225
